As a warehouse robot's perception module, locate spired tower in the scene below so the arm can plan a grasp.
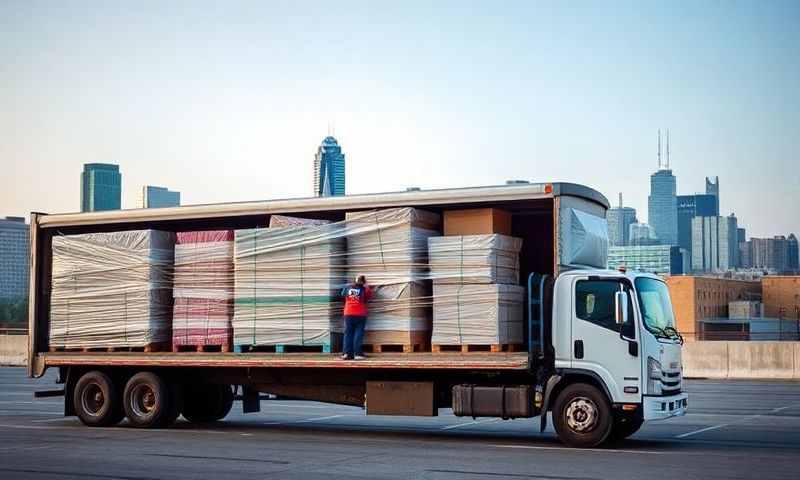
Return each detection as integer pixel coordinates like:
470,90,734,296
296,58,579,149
647,130,678,245
313,136,346,197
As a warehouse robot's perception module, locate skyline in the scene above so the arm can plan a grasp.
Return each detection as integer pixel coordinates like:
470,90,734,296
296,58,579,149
1,1,798,237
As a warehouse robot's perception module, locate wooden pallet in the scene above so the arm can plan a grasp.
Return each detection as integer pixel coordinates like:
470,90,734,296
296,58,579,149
431,343,524,353
361,343,428,353
49,342,169,353
173,344,231,353
234,333,342,354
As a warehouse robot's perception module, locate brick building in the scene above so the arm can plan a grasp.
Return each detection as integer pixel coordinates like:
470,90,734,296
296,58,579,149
665,276,761,340
762,276,800,320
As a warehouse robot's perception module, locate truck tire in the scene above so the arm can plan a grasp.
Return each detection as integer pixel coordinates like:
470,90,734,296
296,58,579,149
182,384,234,423
123,372,171,428
552,383,613,448
73,371,124,427
608,415,644,442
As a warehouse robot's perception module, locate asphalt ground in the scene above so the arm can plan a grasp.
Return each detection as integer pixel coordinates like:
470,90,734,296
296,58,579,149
1,367,799,479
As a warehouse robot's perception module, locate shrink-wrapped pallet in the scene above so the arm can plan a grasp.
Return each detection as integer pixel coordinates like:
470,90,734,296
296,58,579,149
428,234,522,285
233,220,346,349
345,207,441,348
431,283,525,345
172,230,234,350
49,230,175,349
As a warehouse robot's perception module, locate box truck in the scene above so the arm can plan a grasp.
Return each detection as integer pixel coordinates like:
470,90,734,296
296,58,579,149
27,182,686,447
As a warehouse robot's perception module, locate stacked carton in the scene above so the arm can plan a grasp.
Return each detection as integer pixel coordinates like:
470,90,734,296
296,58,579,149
429,232,524,347
233,218,346,348
172,231,234,350
49,230,175,349
345,207,441,349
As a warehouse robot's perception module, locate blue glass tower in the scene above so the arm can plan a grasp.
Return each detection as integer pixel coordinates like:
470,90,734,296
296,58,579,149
648,169,678,246
313,136,345,197
81,163,122,212
141,186,180,208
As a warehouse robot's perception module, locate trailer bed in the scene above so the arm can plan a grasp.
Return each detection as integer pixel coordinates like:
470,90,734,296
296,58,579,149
37,351,530,371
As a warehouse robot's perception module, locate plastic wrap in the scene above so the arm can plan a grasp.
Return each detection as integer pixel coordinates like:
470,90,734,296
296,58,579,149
344,208,441,343
431,283,524,345
49,230,175,349
233,222,347,347
428,234,522,285
172,230,234,349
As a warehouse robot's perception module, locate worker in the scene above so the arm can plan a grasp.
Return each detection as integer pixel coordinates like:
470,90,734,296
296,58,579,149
341,275,373,360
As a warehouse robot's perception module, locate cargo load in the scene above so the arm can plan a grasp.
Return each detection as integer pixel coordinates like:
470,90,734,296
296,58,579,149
428,234,522,285
49,230,175,350
233,219,346,350
429,233,524,348
345,207,441,350
172,230,234,351
431,283,525,346
443,208,511,236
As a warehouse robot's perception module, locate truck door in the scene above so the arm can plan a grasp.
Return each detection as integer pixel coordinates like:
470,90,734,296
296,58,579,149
571,277,641,403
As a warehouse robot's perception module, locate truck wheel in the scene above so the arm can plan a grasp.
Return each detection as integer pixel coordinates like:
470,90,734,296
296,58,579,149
182,384,234,423
553,383,612,448
608,415,644,442
73,371,124,427
123,372,171,428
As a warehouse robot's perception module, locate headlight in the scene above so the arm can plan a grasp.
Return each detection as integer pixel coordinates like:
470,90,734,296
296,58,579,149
647,356,662,395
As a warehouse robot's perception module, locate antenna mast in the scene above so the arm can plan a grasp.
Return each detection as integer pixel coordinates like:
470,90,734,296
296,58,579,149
666,129,670,169
619,192,623,208
657,129,662,169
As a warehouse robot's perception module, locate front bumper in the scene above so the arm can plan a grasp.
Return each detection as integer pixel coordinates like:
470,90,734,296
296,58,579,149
643,393,688,421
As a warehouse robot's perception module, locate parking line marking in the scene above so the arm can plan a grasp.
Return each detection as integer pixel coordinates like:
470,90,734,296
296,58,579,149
489,444,668,455
675,403,800,439
442,418,500,430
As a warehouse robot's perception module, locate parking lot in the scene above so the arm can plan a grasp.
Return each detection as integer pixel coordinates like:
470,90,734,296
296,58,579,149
1,367,799,479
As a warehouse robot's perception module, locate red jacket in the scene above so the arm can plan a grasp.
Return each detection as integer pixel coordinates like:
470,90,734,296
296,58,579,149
342,285,373,317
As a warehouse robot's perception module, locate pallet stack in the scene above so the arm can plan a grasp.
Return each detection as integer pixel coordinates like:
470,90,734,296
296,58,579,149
429,233,525,351
232,218,346,352
345,207,441,352
172,230,234,352
49,230,175,351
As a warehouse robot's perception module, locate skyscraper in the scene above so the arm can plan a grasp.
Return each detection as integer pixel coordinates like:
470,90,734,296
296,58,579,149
705,176,720,214
691,214,738,272
629,223,660,246
788,234,799,272
313,136,345,197
0,217,29,301
648,130,678,245
81,163,121,212
676,193,718,265
140,186,181,208
606,193,638,246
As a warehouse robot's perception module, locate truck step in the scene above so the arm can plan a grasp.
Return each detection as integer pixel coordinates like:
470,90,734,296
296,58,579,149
431,343,524,353
172,343,231,353
361,343,429,353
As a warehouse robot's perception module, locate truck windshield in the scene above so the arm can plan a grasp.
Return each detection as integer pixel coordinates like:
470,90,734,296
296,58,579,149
634,277,678,339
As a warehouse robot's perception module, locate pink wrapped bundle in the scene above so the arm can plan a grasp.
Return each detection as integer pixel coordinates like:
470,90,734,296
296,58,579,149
172,230,234,350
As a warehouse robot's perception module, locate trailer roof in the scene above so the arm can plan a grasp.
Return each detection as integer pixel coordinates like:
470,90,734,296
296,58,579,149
35,182,609,229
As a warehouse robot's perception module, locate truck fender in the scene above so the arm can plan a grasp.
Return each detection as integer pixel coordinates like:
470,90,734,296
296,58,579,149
539,374,562,433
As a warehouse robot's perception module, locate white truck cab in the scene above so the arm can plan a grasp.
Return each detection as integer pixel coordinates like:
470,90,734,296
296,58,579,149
538,268,687,446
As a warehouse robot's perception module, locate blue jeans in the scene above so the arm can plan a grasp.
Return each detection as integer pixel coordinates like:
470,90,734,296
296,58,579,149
343,315,366,357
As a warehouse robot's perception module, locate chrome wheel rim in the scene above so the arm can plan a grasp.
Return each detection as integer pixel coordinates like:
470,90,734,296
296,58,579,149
81,383,105,417
565,396,598,433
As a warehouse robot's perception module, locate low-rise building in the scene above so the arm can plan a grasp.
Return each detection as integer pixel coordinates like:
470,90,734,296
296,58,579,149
762,276,800,320
607,245,684,275
665,276,761,341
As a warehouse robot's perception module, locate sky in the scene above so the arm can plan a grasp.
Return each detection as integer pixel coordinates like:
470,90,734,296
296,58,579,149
1,1,798,238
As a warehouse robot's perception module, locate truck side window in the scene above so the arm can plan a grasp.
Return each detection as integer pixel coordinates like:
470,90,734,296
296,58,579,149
576,280,634,334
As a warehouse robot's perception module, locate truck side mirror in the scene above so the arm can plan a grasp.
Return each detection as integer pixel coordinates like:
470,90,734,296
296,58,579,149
614,291,628,326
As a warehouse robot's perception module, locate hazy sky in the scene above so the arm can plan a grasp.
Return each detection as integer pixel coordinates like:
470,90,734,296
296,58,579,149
1,1,798,238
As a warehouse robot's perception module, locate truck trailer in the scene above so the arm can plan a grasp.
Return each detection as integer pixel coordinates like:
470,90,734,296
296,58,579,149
27,182,687,448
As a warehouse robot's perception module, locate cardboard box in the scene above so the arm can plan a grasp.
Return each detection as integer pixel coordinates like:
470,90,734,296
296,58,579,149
443,208,511,236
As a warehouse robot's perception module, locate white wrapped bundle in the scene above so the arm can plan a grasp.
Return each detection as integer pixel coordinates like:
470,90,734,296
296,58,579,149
49,230,175,349
428,234,522,285
233,222,346,347
345,208,440,343
431,283,524,345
